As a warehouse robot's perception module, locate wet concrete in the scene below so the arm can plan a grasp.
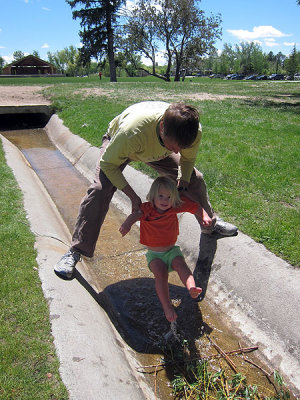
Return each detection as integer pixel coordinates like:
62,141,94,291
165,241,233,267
2,126,296,399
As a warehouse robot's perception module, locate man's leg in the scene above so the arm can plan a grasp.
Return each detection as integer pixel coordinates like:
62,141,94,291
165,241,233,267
54,136,128,278
70,170,117,257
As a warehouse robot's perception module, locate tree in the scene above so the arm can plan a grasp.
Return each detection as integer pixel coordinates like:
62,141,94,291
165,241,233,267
123,0,164,79
66,0,125,82
47,45,87,76
235,42,266,75
0,56,5,73
217,43,235,74
123,0,221,81
32,50,40,58
13,51,25,61
285,45,299,77
157,0,222,81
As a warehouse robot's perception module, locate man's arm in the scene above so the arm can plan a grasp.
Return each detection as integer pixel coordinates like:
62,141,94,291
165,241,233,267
122,184,142,212
119,210,142,236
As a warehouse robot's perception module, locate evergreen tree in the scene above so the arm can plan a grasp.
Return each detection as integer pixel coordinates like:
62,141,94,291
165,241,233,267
66,0,125,82
13,51,25,61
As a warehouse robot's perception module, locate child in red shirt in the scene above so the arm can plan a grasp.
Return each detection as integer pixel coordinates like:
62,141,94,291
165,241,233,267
119,176,212,322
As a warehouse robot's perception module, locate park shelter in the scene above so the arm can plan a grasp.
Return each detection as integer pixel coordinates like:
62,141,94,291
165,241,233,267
2,55,56,75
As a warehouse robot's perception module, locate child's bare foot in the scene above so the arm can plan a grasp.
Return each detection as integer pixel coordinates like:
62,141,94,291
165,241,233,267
163,304,178,322
189,287,202,299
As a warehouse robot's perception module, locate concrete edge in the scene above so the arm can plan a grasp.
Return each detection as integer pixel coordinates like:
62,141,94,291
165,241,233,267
45,114,300,396
0,134,156,400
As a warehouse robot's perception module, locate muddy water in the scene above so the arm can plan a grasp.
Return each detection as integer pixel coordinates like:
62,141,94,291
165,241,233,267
2,128,291,399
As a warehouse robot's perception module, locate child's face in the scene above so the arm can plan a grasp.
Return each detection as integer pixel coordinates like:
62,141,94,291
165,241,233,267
154,185,173,212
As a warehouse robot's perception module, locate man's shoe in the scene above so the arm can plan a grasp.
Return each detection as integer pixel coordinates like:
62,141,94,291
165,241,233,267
201,218,238,236
54,250,81,279
214,218,238,236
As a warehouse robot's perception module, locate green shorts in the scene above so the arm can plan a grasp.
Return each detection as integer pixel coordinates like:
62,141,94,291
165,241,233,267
146,245,183,273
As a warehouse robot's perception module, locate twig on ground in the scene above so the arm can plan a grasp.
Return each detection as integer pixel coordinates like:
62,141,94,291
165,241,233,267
238,341,277,393
207,335,237,373
136,346,258,373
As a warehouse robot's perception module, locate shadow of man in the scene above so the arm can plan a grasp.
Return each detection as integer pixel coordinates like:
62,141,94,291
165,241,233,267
193,232,232,301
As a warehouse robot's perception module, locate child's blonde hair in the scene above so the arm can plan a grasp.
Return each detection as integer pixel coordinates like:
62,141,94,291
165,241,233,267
147,176,182,208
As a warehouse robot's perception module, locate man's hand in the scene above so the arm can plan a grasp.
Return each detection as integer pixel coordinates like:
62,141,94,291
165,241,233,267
177,179,189,192
196,207,213,227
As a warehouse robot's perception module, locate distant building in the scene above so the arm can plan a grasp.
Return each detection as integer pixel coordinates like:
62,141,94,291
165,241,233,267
2,55,56,75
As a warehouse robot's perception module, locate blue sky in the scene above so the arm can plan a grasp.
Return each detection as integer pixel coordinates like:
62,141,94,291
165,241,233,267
0,0,299,65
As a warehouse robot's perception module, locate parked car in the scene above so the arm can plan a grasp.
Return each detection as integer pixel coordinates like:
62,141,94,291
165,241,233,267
244,74,258,80
231,74,245,80
209,74,223,79
224,74,235,80
294,73,300,80
256,75,268,80
268,74,285,80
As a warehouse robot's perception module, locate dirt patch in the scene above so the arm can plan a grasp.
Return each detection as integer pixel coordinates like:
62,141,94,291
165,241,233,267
0,85,51,106
74,87,247,102
1,84,297,107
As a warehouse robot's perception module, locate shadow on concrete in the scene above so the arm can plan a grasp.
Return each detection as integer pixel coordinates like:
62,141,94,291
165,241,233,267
193,232,237,301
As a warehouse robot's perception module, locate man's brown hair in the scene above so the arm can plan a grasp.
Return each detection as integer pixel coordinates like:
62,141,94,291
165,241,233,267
163,103,199,148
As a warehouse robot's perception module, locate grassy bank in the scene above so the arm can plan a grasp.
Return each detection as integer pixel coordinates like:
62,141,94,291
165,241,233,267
0,145,68,399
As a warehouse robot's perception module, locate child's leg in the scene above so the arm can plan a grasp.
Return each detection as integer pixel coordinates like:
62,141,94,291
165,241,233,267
149,259,177,322
172,256,202,298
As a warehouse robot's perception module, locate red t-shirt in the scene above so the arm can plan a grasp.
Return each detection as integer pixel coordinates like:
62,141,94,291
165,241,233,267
140,196,199,247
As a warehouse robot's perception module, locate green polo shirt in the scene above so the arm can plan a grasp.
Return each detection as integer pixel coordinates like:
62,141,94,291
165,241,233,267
100,101,202,189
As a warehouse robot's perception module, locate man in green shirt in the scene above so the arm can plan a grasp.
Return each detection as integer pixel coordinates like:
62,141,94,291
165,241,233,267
54,101,237,279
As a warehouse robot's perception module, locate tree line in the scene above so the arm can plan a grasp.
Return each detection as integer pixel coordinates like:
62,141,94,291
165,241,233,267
0,0,299,79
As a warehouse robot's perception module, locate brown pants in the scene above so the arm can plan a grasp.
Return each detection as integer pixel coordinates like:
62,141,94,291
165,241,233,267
71,136,215,257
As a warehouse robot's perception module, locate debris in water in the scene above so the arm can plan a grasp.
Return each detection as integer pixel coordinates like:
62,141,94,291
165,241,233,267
164,321,181,342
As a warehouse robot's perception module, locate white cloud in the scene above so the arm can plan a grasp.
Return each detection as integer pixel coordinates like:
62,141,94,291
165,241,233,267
24,0,29,3
3,55,13,63
41,43,49,49
124,0,136,11
283,41,300,46
227,26,292,41
42,7,50,11
264,39,279,47
0,46,5,49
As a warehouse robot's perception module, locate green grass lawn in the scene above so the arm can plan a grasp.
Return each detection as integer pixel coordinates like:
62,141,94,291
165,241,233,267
0,146,68,399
